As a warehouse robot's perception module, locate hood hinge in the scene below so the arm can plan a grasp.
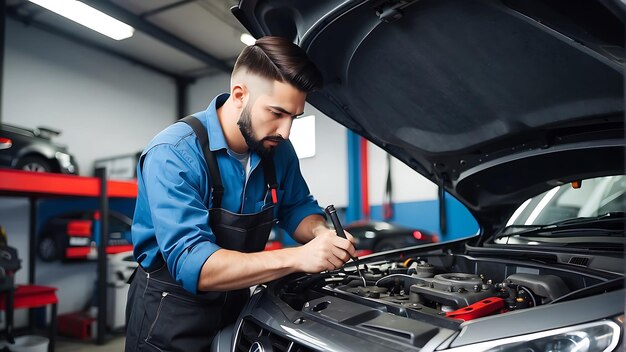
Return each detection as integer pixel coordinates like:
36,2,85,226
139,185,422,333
372,0,420,23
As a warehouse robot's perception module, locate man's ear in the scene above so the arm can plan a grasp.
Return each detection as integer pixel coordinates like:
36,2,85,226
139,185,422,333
231,83,247,109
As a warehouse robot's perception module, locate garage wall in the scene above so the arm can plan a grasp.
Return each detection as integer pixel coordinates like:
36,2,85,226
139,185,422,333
3,19,177,175
368,142,438,204
188,72,231,113
1,20,177,319
298,106,348,207
367,142,478,240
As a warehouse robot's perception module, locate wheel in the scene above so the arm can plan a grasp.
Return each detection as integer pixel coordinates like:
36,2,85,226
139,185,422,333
38,235,63,262
374,239,399,252
16,155,53,173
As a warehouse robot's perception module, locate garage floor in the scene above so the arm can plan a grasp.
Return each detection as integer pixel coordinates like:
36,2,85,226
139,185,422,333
57,335,125,352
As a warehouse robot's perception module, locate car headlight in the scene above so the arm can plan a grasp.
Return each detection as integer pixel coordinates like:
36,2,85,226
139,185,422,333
55,152,72,167
445,319,621,352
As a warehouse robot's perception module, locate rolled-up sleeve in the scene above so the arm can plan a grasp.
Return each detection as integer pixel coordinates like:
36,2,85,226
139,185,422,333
142,143,221,294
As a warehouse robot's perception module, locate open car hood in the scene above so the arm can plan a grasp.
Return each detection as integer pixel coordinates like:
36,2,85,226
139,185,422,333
232,0,625,223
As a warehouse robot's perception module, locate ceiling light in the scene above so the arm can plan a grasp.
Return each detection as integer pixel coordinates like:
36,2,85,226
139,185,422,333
240,33,256,46
28,0,135,41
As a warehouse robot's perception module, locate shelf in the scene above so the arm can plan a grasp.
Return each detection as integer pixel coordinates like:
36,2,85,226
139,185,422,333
0,169,137,198
0,168,136,345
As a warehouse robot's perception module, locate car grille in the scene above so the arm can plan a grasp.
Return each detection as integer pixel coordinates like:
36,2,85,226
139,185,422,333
236,318,314,352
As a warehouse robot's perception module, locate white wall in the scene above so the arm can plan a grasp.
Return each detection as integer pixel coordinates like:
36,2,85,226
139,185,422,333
188,72,231,113
189,75,349,208
368,142,438,205
3,19,178,175
298,104,348,207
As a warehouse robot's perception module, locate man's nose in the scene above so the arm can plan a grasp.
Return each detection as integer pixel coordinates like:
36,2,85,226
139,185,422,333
277,119,293,139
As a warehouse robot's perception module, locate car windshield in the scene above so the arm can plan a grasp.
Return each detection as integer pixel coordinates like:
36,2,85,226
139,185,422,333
494,175,625,246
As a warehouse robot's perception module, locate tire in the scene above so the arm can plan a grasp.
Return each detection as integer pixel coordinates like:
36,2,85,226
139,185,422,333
16,155,53,173
374,239,399,252
38,235,63,262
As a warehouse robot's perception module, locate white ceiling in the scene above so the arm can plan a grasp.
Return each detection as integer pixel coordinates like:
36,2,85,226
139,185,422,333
6,0,250,79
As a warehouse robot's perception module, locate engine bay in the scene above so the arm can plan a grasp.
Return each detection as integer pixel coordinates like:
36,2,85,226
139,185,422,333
278,252,618,324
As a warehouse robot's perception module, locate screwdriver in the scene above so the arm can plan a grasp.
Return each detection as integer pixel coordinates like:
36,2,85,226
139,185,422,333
324,205,367,287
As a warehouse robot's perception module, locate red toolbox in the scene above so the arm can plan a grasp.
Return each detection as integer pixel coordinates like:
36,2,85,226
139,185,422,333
58,312,95,340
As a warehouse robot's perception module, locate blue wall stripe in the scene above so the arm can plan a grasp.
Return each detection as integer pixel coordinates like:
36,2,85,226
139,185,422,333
346,130,362,223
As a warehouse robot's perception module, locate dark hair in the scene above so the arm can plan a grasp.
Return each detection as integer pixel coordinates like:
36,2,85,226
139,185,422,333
233,36,323,92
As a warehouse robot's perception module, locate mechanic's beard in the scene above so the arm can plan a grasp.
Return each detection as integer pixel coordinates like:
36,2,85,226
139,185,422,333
237,106,284,157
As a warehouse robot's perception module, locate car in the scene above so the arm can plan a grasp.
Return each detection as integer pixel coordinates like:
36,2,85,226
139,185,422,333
229,1,624,351
345,221,438,255
0,123,78,174
38,210,133,262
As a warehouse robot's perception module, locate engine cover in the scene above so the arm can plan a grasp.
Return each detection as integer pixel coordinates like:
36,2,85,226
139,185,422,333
410,273,497,309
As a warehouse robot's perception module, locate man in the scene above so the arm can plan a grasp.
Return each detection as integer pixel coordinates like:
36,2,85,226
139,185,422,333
125,36,357,351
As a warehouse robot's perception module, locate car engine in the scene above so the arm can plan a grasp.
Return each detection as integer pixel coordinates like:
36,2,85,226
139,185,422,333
235,249,623,352
280,255,574,323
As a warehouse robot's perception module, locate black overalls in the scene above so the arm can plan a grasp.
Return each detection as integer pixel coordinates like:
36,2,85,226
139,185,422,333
125,116,278,351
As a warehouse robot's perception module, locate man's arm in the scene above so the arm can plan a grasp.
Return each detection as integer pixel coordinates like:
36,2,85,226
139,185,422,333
291,214,327,243
197,216,356,292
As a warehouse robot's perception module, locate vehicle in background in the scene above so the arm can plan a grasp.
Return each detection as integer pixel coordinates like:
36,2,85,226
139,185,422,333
38,210,133,262
345,221,437,255
0,123,78,174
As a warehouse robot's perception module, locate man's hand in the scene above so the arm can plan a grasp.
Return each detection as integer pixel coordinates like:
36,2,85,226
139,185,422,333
197,214,358,292
294,227,357,272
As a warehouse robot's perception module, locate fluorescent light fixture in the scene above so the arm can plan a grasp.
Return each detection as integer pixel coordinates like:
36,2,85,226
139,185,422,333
240,33,256,46
28,0,134,40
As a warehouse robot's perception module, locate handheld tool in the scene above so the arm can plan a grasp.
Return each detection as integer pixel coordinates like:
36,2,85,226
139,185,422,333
324,205,367,287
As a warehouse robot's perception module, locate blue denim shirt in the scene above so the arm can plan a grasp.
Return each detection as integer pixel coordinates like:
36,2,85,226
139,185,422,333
131,93,324,294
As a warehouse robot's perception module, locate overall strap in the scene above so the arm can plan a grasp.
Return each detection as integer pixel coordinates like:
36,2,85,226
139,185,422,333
262,154,279,204
179,116,224,208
